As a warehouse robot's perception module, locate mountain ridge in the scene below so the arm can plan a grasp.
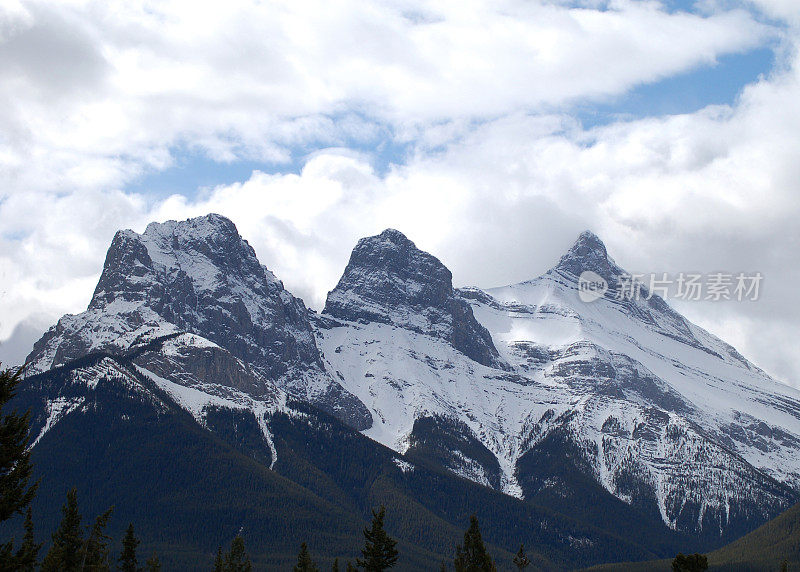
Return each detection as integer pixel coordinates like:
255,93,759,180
21,213,800,550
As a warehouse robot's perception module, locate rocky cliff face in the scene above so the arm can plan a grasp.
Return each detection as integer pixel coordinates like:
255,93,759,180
323,229,504,369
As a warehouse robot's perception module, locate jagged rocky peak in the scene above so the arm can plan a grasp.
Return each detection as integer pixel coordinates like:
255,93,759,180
28,213,323,381
324,229,505,369
89,213,283,321
90,213,266,310
553,230,622,283
325,228,453,317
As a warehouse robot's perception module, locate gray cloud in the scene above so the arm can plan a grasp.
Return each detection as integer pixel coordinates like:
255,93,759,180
0,316,50,367
0,5,108,94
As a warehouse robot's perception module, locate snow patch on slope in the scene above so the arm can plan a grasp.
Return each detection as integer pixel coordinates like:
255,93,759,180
392,457,414,473
30,396,85,449
136,365,281,469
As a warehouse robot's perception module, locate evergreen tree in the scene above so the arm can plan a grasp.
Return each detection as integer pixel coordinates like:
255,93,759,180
118,523,140,572
512,544,530,570
15,507,42,571
671,553,708,572
332,557,340,572
41,488,84,571
453,515,496,572
440,563,449,572
356,506,399,571
224,536,252,572
293,542,319,572
145,552,161,572
83,507,114,571
780,560,788,572
345,563,358,572
213,546,224,572
0,365,39,569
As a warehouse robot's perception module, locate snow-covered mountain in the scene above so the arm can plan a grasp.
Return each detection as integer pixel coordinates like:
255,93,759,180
25,214,800,544
315,227,800,540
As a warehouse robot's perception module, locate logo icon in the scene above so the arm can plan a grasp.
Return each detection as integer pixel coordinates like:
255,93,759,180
578,271,608,303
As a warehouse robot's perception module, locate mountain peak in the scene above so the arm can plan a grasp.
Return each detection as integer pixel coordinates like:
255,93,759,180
324,230,504,368
376,228,412,243
354,229,432,271
143,213,237,237
554,230,618,281
28,212,325,383
89,214,258,312
324,229,454,322
167,212,230,226
574,230,605,251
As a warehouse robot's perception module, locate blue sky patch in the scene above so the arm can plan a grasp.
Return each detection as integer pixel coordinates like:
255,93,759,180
576,46,775,128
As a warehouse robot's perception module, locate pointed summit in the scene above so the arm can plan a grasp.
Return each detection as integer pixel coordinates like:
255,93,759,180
90,213,254,311
540,230,703,345
324,229,505,369
554,230,620,283
570,230,608,259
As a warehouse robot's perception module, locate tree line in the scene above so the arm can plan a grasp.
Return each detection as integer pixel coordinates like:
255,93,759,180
1,366,160,571
222,506,532,572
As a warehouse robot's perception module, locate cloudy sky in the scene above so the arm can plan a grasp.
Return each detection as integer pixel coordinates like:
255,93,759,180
1,0,799,386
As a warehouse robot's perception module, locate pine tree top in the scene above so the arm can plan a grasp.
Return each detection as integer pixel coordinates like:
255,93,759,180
225,535,252,572
41,488,84,572
356,506,399,572
293,542,319,572
118,522,140,572
146,551,162,572
454,515,496,572
513,544,530,570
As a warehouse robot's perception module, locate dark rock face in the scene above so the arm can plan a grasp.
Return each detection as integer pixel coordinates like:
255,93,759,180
132,337,277,400
323,229,504,368
118,215,321,380
308,382,373,432
26,214,374,431
554,230,619,283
